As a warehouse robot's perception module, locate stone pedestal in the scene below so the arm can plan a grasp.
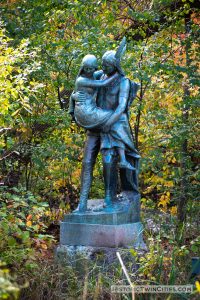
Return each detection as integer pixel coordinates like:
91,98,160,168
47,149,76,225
59,192,145,249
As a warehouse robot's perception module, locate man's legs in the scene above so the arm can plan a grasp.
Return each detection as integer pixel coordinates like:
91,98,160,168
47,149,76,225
78,133,100,212
102,149,118,207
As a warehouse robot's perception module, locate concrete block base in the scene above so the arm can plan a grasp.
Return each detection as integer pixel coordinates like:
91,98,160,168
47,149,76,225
59,195,146,249
60,221,144,248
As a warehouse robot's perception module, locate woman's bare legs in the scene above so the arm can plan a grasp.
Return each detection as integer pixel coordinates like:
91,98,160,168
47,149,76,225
118,148,135,170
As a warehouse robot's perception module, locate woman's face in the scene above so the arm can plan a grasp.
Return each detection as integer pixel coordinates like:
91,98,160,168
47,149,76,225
81,55,98,77
83,65,97,76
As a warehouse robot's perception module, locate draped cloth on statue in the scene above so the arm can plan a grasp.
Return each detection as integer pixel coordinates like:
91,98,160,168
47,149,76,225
100,112,140,159
74,91,113,129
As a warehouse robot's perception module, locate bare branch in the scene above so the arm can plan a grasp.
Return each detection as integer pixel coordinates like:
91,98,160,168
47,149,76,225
0,128,12,135
0,151,20,161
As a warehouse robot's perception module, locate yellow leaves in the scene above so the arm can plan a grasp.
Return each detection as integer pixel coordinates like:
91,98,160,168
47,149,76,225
195,281,200,293
0,98,9,114
64,136,73,144
19,126,32,140
107,33,115,40
158,193,178,215
138,134,145,143
26,221,32,227
10,89,18,99
170,206,177,215
163,256,172,262
158,192,170,208
143,185,155,194
44,211,51,216
167,156,176,164
171,157,176,163
18,94,32,114
145,175,173,189
141,198,146,209
50,72,59,80
11,108,21,117
53,179,65,190
153,175,165,185
33,238,49,251
164,181,174,187
159,81,166,88
41,243,48,250
26,213,33,227
72,168,81,179
47,207,70,223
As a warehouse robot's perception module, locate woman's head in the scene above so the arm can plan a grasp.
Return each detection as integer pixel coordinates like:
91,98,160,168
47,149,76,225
80,54,98,76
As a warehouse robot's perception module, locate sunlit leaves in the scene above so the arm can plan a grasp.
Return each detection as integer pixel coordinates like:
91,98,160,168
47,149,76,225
0,23,44,129
0,0,199,216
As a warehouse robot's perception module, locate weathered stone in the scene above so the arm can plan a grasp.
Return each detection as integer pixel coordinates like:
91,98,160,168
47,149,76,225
64,195,140,225
59,194,145,249
60,221,144,248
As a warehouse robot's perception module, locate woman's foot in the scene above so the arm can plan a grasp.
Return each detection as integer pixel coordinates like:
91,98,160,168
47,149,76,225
119,161,136,170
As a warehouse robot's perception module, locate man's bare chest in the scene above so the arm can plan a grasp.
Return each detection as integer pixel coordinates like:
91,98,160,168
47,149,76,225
103,84,120,109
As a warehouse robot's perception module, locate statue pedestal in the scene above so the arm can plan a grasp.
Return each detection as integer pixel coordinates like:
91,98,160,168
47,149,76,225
59,193,145,249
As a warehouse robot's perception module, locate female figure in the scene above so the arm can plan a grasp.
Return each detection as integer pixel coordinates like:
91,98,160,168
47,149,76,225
72,54,117,129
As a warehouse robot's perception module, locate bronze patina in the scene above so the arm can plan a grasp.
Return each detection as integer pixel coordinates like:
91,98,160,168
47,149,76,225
69,38,140,212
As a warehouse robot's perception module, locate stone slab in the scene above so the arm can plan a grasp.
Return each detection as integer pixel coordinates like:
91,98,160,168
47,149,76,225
64,193,141,225
60,221,144,248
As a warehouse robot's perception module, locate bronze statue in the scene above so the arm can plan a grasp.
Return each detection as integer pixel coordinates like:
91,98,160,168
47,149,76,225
71,53,136,171
69,38,140,212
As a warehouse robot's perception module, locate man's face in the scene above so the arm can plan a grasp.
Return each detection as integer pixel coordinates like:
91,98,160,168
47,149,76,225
102,60,116,76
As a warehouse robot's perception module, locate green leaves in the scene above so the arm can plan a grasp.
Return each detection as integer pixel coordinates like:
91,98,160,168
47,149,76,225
0,23,44,130
0,186,51,266
0,260,20,300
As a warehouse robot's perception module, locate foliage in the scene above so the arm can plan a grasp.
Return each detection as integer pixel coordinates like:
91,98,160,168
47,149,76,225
0,0,199,298
0,21,43,127
0,261,19,300
7,212,200,299
140,211,200,283
0,186,55,266
0,1,199,212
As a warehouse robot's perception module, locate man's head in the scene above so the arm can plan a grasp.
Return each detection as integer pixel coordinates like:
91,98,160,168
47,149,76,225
102,50,124,76
102,50,117,76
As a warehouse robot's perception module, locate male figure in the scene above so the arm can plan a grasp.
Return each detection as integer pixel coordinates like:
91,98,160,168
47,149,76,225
69,41,140,212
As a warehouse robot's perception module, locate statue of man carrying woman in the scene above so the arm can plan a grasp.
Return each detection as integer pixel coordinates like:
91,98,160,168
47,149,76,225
69,38,140,212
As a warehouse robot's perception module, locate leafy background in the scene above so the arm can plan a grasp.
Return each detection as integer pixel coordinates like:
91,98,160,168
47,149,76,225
0,0,199,299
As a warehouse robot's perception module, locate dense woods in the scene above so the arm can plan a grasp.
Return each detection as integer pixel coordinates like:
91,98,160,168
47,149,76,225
0,0,199,299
